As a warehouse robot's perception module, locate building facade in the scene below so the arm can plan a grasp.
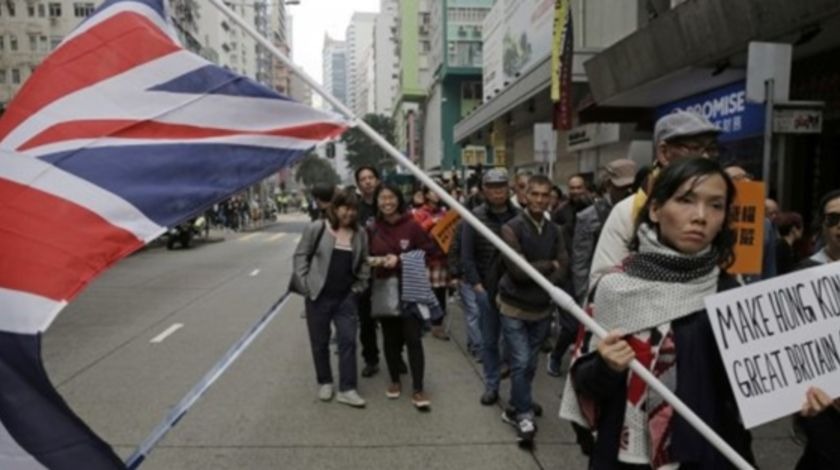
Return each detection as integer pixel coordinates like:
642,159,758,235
422,0,493,172
393,0,432,165
0,0,99,106
322,34,348,111
374,0,398,116
346,12,377,117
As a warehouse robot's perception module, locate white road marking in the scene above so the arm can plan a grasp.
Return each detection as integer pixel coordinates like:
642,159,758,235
150,323,184,343
267,233,286,242
238,233,260,242
250,269,260,277
293,235,301,244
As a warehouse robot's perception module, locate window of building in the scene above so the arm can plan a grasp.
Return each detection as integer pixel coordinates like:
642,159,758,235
48,3,61,17
38,4,45,17
28,3,35,17
39,35,48,52
0,36,4,51
8,1,15,17
10,35,17,51
73,3,95,18
50,36,62,50
12,69,20,84
0,70,5,84
29,34,37,51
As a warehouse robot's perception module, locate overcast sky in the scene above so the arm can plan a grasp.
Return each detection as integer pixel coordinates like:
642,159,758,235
288,0,380,95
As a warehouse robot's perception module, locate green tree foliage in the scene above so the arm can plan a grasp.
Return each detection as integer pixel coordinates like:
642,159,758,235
295,153,339,188
342,113,397,173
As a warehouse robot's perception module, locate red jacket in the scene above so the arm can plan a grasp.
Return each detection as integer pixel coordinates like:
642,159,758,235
368,213,437,278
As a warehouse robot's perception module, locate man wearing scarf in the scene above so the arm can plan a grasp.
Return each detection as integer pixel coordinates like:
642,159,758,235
588,111,720,291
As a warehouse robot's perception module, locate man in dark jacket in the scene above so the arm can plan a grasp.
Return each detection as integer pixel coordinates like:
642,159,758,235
461,168,518,406
497,174,568,445
354,166,381,377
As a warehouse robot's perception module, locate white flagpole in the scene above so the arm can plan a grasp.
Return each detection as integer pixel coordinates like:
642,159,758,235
207,1,755,468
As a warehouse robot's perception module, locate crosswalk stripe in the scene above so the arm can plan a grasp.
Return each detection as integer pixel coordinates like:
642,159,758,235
238,233,261,242
266,233,286,242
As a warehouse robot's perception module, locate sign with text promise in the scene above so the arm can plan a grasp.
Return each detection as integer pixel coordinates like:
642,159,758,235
704,262,840,428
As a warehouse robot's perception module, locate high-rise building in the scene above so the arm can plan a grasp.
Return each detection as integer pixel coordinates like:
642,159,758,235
346,12,377,117
0,1,101,106
285,14,311,106
322,34,348,110
393,0,432,164
269,2,291,95
422,0,493,171
374,0,399,116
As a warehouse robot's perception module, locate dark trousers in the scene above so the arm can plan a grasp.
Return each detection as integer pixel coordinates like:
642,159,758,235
380,308,424,392
305,292,358,391
357,287,380,366
550,308,580,362
431,287,447,327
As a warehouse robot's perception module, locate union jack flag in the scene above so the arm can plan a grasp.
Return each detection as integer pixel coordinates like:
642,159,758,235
0,1,345,467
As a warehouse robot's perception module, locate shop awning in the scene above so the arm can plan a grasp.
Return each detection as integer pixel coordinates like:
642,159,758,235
585,0,840,109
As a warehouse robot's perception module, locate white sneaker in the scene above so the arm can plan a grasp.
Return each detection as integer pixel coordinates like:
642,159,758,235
336,389,367,408
318,384,334,401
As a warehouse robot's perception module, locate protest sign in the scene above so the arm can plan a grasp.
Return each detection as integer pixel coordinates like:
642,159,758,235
430,210,461,254
705,262,840,428
729,181,765,275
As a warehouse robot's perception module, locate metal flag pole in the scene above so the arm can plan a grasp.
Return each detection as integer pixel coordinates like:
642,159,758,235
124,291,293,469
207,2,754,469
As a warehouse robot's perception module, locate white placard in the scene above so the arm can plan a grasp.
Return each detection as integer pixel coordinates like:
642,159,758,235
704,262,840,428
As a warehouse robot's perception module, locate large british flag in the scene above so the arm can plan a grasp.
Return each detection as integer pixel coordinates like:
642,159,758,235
0,0,345,467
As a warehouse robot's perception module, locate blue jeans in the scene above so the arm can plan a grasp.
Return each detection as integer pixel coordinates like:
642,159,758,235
501,315,550,419
476,289,507,393
459,281,482,355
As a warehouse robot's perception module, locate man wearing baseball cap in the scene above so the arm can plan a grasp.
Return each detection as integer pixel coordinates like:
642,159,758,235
546,158,637,377
461,168,519,406
588,111,720,289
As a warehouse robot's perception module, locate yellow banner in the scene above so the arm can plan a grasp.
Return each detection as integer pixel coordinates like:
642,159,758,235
550,0,570,102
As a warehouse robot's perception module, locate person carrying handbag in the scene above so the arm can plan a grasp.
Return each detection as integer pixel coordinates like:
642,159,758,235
292,189,370,408
368,183,438,410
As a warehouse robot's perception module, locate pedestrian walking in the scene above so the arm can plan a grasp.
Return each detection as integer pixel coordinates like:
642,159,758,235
368,184,438,410
560,157,755,469
461,169,518,407
497,174,568,446
292,189,370,408
354,166,382,378
412,186,451,341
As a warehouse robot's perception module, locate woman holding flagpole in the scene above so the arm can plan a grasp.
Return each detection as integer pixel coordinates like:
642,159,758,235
560,157,755,469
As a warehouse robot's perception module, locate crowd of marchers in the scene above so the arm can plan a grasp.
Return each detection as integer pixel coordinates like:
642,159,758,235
290,110,840,469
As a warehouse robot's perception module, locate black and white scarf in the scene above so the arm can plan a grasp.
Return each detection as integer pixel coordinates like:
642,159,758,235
560,223,720,468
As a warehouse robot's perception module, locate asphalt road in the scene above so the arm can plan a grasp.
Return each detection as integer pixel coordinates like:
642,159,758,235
42,213,801,469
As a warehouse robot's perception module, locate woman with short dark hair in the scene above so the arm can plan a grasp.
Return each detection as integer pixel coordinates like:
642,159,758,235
561,157,755,469
292,188,369,408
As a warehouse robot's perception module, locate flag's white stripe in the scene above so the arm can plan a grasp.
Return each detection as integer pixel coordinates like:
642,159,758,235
3,51,343,150
21,133,321,158
0,287,65,335
0,150,164,242
61,1,179,46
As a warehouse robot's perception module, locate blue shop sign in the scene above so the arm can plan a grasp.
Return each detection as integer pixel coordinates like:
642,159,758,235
655,81,765,143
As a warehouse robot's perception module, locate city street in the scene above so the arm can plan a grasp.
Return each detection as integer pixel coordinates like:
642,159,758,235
41,214,802,470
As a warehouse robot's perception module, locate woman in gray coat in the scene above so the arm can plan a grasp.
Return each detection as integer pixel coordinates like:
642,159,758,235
293,188,370,407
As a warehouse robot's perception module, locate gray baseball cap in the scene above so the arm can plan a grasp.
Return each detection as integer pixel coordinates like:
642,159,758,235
654,110,720,144
483,168,509,185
